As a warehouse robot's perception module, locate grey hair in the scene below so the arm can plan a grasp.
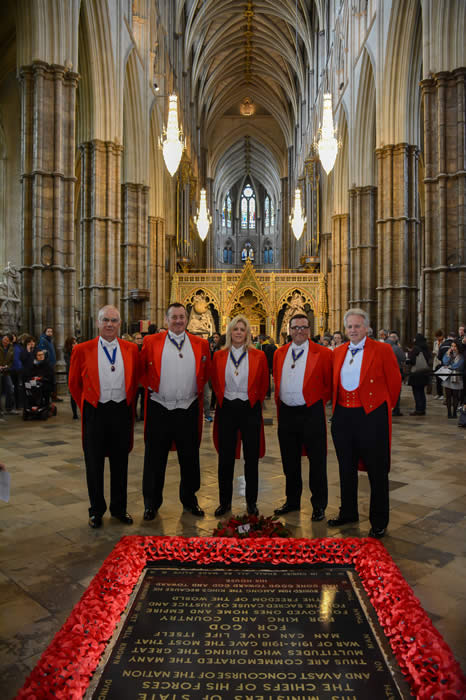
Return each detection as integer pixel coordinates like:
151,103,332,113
343,308,370,328
97,305,121,323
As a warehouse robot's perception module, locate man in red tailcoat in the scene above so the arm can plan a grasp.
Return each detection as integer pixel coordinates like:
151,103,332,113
140,303,211,519
328,308,402,538
69,305,139,528
272,313,333,521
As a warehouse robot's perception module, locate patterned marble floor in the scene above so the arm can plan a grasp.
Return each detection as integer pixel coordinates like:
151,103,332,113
0,386,465,698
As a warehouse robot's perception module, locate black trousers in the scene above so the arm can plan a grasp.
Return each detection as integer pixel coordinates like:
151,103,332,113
83,400,131,517
143,399,200,509
217,398,262,507
331,403,390,530
277,400,328,510
412,385,427,413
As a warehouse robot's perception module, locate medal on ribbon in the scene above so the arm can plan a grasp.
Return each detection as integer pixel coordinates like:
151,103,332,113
349,347,362,365
168,334,185,358
230,350,247,376
291,347,304,369
102,343,117,371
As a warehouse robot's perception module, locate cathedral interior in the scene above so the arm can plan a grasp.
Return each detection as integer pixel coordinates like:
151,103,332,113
0,0,465,696
0,0,464,346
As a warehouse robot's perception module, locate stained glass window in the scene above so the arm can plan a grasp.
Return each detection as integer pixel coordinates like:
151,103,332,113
271,200,275,227
264,196,270,228
240,182,256,230
249,197,255,229
226,194,232,228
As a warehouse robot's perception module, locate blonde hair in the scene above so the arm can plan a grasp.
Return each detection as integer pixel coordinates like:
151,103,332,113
224,315,254,351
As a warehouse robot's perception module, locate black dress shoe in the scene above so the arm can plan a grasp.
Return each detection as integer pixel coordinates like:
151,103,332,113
274,502,300,515
112,512,133,524
214,504,231,517
327,515,359,526
311,507,325,522
392,411,403,416
88,515,102,529
247,503,259,516
143,507,156,521
368,527,386,539
185,504,205,517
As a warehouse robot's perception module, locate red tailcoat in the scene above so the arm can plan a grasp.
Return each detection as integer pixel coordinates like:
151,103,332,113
68,337,140,450
273,340,333,456
139,331,211,444
211,347,269,458
331,337,402,468
273,341,333,409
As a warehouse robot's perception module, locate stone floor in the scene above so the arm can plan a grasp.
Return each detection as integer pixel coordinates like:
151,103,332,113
0,386,465,698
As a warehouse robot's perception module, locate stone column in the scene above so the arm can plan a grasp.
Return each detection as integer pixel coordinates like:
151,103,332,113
422,68,466,337
19,61,78,378
330,214,350,332
349,186,377,324
121,183,149,331
376,144,420,341
148,215,166,327
79,140,123,339
281,176,289,268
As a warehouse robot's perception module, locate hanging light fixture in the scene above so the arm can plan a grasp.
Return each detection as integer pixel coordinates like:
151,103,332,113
194,188,212,241
317,93,338,175
289,187,306,241
160,94,184,176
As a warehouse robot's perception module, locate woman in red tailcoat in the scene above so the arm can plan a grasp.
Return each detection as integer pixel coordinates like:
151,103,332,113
211,315,269,517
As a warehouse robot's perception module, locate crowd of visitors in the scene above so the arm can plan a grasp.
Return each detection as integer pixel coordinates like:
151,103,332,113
1,322,465,426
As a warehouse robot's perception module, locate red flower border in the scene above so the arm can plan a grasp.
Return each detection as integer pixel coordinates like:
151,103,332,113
15,536,466,700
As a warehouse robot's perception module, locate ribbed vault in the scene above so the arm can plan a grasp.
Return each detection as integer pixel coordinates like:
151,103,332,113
183,0,319,143
176,0,321,255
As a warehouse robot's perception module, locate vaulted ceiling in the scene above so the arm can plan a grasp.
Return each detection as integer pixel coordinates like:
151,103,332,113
176,0,322,205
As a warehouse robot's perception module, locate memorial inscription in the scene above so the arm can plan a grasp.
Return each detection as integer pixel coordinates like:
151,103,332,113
90,567,408,699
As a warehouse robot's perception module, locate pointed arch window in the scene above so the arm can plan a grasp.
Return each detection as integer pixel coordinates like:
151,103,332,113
264,195,270,228
240,183,256,230
223,193,232,228
263,242,273,264
223,242,234,264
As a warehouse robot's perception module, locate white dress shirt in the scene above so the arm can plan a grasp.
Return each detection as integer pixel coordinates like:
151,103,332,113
224,345,249,401
98,337,126,403
279,340,309,406
150,332,197,410
340,337,367,390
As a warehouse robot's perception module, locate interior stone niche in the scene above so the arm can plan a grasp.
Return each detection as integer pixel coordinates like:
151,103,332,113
0,262,21,332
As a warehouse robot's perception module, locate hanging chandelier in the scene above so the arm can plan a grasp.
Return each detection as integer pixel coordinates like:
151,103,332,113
317,93,338,175
194,188,212,241
160,94,184,176
289,187,306,241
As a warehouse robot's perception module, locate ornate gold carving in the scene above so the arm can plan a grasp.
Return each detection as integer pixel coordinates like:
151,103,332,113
170,260,329,337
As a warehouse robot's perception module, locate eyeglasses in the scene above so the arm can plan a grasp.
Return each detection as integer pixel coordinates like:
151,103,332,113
102,317,119,324
290,325,309,332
